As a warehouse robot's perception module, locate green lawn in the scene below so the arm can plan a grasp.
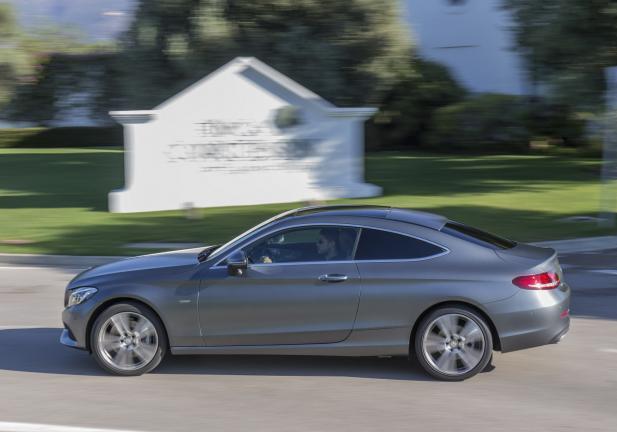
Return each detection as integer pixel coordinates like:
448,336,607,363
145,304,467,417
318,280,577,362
0,147,615,256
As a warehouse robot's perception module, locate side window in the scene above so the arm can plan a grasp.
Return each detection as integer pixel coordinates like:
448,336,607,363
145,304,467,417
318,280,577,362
355,228,445,261
245,226,359,264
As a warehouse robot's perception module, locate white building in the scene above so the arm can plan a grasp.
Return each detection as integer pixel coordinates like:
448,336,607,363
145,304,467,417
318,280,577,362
109,57,381,212
404,0,530,95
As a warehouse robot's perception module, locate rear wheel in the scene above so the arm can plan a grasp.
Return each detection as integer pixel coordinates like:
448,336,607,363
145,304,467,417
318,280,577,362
90,302,167,376
414,306,493,381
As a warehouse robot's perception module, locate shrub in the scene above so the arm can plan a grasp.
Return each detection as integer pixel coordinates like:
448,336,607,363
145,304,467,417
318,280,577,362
366,59,466,149
425,94,530,152
523,98,585,147
0,126,123,148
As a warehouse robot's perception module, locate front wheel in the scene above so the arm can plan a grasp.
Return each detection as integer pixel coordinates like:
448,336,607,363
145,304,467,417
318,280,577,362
90,302,167,376
414,306,493,381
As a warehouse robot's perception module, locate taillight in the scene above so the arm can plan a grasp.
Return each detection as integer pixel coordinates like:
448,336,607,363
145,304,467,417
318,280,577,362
512,272,560,290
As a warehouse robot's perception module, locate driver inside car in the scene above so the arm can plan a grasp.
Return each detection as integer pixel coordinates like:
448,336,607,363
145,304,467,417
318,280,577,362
252,227,350,264
316,228,345,261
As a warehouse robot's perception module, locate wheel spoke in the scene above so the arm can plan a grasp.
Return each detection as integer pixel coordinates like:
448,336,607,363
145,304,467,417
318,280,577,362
134,343,156,362
101,334,122,352
110,315,130,335
465,328,484,345
435,316,454,338
133,317,151,335
457,349,481,371
436,351,457,373
113,348,132,367
458,319,474,338
424,334,446,354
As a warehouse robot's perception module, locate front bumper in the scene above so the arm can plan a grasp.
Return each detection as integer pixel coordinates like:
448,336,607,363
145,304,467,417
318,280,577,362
60,302,93,351
60,328,84,350
487,282,571,353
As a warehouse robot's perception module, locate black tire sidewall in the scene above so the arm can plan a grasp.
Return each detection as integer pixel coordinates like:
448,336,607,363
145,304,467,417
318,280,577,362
90,302,167,376
414,306,493,381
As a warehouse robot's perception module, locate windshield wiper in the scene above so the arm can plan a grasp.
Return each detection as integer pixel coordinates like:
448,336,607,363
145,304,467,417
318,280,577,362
197,245,221,263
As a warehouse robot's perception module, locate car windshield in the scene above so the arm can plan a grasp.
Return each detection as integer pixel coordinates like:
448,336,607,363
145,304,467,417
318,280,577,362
206,210,293,261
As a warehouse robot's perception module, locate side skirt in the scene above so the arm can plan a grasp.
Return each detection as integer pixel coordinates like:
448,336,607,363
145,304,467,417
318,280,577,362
170,342,409,357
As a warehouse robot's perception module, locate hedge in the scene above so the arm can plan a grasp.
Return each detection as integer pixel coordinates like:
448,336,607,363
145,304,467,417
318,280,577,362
424,93,585,153
0,126,123,148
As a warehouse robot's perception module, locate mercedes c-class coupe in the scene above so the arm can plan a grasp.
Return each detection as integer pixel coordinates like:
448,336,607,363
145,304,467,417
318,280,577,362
61,205,570,380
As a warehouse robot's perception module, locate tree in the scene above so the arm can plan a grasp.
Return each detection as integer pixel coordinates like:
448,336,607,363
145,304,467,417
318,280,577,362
0,3,115,123
119,0,415,109
0,3,29,110
503,0,617,110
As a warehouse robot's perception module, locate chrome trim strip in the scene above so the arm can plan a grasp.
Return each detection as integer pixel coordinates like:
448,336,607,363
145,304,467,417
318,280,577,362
212,223,450,269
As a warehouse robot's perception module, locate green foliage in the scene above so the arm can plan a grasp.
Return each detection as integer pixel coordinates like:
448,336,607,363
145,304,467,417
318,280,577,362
523,98,585,147
0,2,116,121
0,4,26,109
368,59,466,148
503,0,617,110
274,106,302,129
425,93,587,153
120,0,414,109
426,94,531,153
122,1,467,148
6,53,122,124
0,127,123,148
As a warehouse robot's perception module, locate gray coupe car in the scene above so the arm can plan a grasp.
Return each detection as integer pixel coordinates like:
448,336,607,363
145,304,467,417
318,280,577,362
61,205,570,380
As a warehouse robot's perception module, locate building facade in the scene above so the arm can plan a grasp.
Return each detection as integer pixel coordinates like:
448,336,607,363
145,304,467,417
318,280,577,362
404,0,530,95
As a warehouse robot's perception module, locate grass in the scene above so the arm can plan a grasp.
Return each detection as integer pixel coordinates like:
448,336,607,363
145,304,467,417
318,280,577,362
0,147,615,256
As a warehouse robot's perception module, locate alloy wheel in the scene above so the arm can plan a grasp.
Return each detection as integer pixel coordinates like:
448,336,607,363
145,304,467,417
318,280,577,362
97,312,159,371
421,313,486,376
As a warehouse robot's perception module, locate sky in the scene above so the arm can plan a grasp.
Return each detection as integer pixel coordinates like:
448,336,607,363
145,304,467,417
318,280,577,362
2,0,136,41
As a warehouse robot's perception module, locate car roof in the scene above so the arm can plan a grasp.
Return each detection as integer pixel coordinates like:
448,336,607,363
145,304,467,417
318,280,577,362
280,205,447,230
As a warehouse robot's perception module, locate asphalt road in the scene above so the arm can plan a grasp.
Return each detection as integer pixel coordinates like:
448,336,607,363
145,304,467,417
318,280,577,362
0,250,616,432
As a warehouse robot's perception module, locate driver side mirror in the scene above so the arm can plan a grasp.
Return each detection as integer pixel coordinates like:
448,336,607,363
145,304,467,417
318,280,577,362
227,250,248,277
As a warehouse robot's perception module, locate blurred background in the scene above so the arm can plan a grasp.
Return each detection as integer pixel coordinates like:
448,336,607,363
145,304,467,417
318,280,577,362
0,3,616,432
0,0,616,255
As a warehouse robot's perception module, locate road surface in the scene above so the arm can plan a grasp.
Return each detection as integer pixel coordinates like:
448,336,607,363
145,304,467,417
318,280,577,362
0,250,616,432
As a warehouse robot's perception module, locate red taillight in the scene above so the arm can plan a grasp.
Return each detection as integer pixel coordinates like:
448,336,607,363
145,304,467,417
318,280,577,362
512,272,560,290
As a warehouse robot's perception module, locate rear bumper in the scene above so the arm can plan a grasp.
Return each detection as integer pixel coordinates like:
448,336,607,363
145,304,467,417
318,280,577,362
486,282,571,353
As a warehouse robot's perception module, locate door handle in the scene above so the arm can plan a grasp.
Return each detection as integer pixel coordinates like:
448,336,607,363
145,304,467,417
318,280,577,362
318,274,348,283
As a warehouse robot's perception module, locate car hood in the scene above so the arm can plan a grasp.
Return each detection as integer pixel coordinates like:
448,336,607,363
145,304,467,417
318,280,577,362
70,247,204,283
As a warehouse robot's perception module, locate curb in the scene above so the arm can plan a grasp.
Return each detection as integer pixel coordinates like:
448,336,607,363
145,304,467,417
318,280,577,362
531,236,617,254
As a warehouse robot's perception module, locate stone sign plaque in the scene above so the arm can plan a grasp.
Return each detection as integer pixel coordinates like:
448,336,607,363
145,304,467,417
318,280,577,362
109,57,381,213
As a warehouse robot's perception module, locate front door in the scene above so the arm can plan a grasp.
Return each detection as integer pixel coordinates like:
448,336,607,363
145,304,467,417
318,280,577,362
199,226,361,346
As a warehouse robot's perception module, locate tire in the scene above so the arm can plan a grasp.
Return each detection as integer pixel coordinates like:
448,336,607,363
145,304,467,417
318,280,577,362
413,306,493,381
90,302,167,376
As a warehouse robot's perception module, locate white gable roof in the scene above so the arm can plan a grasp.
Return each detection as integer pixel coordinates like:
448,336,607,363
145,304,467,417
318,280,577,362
155,57,334,112
110,57,376,123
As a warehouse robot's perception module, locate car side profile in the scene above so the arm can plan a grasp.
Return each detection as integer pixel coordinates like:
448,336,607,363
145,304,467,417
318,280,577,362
61,205,570,380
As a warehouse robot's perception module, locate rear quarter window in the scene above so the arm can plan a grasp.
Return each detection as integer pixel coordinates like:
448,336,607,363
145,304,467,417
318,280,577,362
441,222,516,250
355,228,446,260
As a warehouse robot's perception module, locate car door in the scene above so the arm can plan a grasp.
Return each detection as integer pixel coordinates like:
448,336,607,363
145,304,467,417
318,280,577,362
198,226,362,346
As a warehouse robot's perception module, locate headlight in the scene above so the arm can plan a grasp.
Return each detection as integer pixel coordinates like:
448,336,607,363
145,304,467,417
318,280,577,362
67,287,98,307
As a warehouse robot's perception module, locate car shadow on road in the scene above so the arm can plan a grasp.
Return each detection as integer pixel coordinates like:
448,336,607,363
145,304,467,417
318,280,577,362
153,353,437,381
0,328,105,376
0,327,447,380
